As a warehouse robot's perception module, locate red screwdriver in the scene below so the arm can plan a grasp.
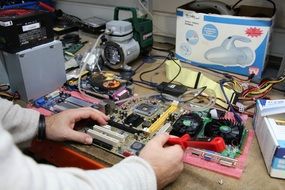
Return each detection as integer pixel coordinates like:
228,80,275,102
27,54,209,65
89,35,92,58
167,134,226,152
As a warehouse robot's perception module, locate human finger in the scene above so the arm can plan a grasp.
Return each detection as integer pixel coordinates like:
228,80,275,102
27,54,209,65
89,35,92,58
68,107,109,124
64,129,93,144
151,133,170,146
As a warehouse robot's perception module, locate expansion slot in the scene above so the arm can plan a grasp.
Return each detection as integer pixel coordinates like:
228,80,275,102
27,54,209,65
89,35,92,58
146,102,178,134
86,129,119,146
92,124,125,141
92,138,113,150
187,147,238,167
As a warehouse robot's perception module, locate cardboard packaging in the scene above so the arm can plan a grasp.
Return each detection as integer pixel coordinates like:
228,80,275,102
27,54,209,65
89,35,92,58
175,3,274,79
254,99,285,179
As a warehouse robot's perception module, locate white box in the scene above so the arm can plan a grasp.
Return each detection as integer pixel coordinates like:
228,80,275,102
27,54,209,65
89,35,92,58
254,99,285,179
175,4,274,79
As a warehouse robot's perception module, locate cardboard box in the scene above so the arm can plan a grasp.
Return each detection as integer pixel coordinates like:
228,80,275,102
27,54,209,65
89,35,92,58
254,99,285,179
175,4,274,79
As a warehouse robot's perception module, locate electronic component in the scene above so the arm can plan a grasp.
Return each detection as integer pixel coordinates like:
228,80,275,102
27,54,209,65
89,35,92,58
146,102,178,134
204,119,244,145
112,88,130,101
108,120,142,134
92,124,125,142
92,138,113,150
86,129,120,146
187,148,238,167
65,96,93,107
70,93,248,171
157,82,187,97
81,16,107,34
0,10,54,53
124,113,144,127
133,103,159,116
130,141,145,151
83,72,132,101
33,91,102,113
53,102,80,112
170,113,203,137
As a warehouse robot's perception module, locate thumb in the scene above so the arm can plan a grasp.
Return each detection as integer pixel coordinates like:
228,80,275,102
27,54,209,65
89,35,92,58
65,130,93,144
153,133,170,146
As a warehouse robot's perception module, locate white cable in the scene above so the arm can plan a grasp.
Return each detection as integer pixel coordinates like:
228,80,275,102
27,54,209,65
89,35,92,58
185,88,217,112
137,0,153,19
77,33,107,99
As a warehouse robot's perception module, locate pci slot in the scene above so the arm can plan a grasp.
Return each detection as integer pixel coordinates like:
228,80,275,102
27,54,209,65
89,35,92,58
92,124,125,141
86,129,119,146
147,102,178,134
92,138,113,150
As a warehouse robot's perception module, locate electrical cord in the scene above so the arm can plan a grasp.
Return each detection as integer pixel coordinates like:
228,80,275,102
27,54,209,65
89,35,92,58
77,32,110,99
139,52,172,84
219,79,242,123
241,75,285,100
132,79,157,88
157,55,183,101
182,88,217,112
137,0,153,19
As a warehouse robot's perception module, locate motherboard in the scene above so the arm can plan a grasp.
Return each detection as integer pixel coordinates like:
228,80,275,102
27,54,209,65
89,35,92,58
34,91,248,168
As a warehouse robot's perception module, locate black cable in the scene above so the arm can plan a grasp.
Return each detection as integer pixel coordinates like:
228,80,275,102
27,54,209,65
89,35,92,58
152,46,174,53
219,79,242,123
232,0,243,10
132,79,157,88
133,59,145,73
139,52,172,83
159,56,183,101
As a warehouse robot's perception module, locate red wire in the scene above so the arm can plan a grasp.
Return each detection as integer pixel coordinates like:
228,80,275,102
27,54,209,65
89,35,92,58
0,9,34,17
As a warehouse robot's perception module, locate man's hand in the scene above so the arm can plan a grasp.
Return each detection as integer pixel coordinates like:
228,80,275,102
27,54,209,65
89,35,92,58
45,107,109,144
139,133,184,189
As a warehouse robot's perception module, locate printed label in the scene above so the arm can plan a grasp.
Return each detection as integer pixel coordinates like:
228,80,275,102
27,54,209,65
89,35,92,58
22,23,40,32
0,21,13,27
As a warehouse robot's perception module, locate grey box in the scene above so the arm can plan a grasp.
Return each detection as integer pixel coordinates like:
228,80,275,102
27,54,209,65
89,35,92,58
4,40,66,101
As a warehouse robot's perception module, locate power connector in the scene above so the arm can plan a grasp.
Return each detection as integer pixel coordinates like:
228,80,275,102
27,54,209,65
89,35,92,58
157,82,187,97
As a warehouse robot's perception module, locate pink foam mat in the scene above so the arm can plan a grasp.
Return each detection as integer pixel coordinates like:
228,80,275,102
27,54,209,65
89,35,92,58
183,129,254,179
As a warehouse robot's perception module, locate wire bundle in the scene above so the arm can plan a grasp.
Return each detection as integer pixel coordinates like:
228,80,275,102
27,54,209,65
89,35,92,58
240,75,285,100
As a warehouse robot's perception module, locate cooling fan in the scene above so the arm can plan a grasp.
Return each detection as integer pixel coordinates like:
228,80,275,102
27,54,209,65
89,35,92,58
170,113,203,137
89,72,122,91
204,119,244,145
